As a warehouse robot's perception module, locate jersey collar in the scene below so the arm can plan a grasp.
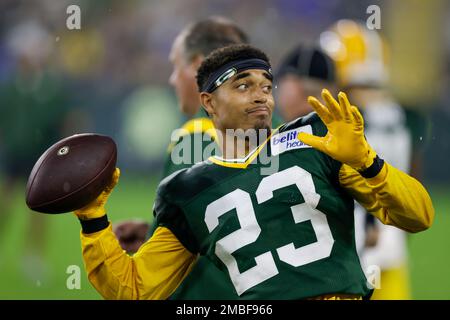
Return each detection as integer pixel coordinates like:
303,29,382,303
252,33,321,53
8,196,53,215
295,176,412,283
208,127,280,169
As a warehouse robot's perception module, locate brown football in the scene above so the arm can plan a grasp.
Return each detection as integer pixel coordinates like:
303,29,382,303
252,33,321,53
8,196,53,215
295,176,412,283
25,133,117,214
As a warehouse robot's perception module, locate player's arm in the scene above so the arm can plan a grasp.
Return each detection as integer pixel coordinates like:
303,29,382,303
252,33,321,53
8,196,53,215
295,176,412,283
338,161,433,233
298,90,434,232
75,169,197,300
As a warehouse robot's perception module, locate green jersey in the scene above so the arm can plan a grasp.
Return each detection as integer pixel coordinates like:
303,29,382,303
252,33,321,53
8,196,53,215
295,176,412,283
155,113,371,299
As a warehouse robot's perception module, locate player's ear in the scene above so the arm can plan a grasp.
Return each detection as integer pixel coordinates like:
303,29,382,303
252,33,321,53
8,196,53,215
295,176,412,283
200,92,215,115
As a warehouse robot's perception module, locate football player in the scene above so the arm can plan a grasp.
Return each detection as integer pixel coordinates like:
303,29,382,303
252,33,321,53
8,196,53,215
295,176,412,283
114,16,249,299
74,44,434,300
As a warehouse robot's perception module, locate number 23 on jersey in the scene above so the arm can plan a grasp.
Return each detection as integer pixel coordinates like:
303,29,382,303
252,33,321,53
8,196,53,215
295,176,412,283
204,166,335,295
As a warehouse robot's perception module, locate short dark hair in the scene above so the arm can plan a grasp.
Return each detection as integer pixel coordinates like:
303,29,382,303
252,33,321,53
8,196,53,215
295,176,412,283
197,44,270,92
182,16,249,62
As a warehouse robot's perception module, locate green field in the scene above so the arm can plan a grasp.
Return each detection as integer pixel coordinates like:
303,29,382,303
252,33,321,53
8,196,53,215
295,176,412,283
0,176,448,299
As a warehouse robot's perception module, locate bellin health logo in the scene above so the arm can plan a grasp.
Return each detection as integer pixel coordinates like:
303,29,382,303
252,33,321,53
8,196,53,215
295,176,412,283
271,126,312,156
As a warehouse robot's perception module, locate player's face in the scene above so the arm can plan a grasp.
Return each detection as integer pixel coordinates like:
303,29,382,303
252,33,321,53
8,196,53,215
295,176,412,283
204,69,274,132
277,75,314,121
277,75,308,121
277,75,336,122
169,36,202,117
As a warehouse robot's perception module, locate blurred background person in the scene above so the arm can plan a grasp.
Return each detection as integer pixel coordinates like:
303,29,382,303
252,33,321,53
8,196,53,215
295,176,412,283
0,21,72,284
276,44,337,121
320,19,414,299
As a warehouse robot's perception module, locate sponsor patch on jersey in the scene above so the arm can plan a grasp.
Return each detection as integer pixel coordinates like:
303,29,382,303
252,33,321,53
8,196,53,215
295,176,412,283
271,125,312,156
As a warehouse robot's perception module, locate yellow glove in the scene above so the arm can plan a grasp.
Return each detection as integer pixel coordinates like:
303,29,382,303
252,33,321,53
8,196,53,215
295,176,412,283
298,89,377,171
74,168,120,220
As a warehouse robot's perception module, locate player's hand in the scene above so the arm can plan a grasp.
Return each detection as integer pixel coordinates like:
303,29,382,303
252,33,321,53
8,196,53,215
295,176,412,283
74,168,120,220
297,89,377,170
113,220,150,254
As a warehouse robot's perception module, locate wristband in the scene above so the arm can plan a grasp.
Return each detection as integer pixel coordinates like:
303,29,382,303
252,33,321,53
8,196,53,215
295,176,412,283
79,215,109,234
358,155,384,178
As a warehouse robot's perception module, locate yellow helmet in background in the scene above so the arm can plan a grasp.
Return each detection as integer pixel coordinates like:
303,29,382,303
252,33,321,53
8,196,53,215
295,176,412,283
319,19,389,88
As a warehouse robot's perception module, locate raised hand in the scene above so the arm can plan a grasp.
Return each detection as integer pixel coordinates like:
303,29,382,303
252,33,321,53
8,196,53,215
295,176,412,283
298,89,376,170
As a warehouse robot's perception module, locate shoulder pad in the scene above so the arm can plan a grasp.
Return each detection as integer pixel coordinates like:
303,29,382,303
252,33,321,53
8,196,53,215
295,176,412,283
180,117,215,136
156,161,218,205
278,112,321,133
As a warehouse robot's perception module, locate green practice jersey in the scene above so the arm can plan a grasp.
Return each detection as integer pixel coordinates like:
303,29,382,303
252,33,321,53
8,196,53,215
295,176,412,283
155,113,371,299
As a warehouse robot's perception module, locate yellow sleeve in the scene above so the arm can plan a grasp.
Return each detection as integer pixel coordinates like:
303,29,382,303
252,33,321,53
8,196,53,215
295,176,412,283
338,162,434,233
80,224,197,300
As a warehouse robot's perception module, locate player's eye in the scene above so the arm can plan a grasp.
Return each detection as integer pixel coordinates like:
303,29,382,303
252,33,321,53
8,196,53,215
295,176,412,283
262,85,272,93
237,83,248,91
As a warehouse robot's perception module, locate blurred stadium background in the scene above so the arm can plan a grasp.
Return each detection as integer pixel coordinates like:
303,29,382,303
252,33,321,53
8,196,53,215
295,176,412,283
0,0,449,299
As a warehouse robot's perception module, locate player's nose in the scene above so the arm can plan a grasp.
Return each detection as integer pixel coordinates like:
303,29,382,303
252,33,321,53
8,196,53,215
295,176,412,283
253,91,268,104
